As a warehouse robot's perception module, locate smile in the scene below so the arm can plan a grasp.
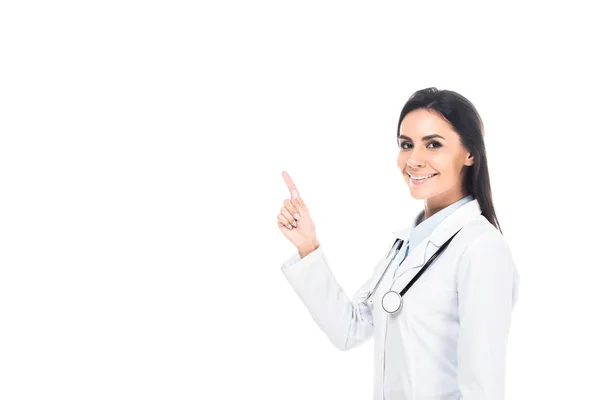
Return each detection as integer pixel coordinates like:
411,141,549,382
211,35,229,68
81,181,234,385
408,173,438,185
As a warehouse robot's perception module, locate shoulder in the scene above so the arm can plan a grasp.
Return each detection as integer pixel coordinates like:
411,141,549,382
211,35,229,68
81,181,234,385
456,215,515,269
454,216,519,305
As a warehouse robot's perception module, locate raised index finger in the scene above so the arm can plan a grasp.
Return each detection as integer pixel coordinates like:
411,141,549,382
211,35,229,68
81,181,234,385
282,171,299,198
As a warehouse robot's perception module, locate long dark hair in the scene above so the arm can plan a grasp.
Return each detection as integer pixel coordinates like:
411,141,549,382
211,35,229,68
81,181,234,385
397,87,502,234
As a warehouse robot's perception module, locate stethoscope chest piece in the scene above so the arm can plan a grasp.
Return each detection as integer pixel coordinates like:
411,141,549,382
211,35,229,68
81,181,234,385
368,226,466,314
382,290,403,314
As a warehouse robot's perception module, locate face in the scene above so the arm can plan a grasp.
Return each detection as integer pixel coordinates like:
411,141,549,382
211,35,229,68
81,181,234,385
397,109,474,205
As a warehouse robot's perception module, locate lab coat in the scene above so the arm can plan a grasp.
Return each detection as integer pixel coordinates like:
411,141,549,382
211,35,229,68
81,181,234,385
281,198,519,400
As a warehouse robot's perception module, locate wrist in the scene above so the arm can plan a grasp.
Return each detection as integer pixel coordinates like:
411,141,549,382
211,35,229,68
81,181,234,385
298,241,320,258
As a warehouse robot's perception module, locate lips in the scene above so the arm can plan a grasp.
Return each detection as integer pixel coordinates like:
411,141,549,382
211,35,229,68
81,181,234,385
408,173,437,180
408,173,438,185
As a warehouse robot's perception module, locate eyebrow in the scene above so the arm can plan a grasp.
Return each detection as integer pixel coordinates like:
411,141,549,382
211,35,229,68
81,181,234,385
399,134,446,141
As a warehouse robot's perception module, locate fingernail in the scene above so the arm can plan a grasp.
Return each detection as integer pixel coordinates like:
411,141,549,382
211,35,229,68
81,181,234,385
293,190,298,199
287,224,292,229
292,221,297,227
294,213,300,220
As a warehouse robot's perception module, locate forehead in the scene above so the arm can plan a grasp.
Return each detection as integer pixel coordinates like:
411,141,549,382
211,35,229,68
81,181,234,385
399,109,456,138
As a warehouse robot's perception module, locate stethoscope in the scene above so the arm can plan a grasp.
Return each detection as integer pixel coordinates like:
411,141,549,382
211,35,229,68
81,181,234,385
364,228,463,314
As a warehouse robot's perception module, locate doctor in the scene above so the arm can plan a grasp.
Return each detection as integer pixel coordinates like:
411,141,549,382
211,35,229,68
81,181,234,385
277,87,520,400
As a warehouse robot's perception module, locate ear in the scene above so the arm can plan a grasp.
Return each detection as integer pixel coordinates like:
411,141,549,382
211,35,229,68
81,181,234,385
464,153,475,167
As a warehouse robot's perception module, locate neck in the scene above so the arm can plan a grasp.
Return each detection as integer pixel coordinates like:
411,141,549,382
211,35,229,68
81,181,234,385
422,189,469,220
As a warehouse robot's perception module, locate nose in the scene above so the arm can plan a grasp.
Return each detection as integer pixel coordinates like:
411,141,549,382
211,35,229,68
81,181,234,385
407,159,425,168
406,145,427,168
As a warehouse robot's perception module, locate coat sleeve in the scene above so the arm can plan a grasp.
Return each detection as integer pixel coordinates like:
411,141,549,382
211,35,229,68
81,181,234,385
281,240,394,351
456,230,520,400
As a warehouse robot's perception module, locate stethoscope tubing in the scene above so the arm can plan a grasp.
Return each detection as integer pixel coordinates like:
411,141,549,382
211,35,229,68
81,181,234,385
365,228,463,314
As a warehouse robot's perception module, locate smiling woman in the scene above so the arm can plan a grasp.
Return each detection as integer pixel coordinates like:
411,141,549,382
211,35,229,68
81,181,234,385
397,88,501,231
278,87,519,400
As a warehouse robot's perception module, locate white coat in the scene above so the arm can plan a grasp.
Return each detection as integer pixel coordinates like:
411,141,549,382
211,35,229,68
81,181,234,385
281,198,519,400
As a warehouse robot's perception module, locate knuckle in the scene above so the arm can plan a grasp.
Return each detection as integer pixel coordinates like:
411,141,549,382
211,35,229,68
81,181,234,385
285,199,298,212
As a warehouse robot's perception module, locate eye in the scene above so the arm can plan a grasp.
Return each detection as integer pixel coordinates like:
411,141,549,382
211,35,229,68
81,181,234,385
399,141,442,150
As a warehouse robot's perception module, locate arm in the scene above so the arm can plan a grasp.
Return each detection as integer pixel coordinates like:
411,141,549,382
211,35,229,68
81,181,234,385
456,231,520,400
281,241,393,351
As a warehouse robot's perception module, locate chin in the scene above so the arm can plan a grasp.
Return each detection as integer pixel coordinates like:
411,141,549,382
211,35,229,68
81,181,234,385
409,192,430,200
407,186,441,200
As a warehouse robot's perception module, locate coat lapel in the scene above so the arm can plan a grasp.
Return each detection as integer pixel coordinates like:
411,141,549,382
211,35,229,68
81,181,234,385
390,199,483,279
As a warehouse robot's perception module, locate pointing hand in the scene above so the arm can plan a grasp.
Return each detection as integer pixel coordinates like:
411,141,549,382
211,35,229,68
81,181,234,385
278,171,320,255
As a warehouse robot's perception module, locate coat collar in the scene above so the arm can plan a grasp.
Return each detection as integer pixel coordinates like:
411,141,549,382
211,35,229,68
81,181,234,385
390,198,483,272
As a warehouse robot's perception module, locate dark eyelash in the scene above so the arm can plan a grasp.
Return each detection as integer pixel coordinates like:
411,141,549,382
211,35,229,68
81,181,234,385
399,141,442,149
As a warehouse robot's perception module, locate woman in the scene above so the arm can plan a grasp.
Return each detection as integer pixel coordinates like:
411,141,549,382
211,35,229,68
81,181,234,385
277,87,520,400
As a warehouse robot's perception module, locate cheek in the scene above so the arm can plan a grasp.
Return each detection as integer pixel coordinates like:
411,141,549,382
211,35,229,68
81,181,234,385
428,155,447,171
397,154,407,168
435,164,464,186
430,154,458,173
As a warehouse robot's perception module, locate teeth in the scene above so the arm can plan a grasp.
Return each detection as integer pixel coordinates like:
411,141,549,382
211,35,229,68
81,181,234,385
410,173,436,180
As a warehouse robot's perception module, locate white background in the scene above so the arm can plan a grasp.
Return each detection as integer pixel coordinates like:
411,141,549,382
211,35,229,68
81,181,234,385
1,1,599,399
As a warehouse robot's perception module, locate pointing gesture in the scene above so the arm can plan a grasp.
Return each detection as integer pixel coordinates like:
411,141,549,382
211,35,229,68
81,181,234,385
278,171,320,256
282,171,305,208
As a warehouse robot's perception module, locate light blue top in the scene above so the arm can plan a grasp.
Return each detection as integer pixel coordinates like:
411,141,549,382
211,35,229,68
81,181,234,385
393,194,474,279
